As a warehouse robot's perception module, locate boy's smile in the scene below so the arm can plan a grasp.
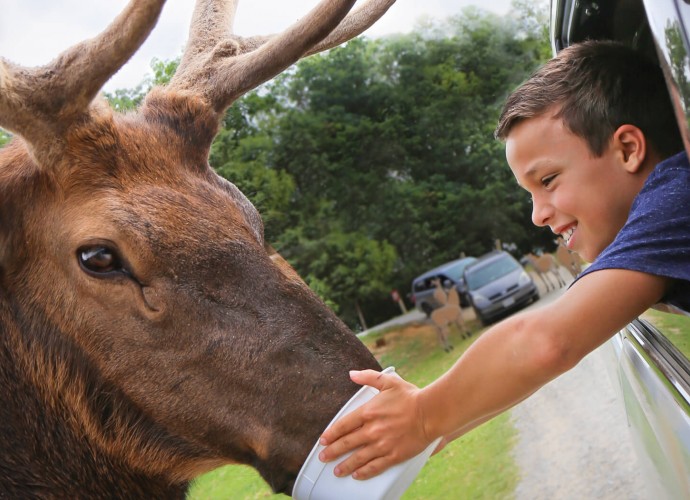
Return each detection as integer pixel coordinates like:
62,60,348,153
504,110,650,263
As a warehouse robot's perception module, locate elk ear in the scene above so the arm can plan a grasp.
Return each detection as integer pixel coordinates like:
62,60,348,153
139,89,221,161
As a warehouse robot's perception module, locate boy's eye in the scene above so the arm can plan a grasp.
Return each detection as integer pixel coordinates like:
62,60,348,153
541,174,557,187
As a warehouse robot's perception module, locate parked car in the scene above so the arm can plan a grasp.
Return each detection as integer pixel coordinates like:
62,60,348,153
551,0,690,497
464,250,539,325
410,256,477,316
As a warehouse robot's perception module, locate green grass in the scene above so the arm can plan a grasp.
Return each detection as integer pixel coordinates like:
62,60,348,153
188,466,274,499
187,321,518,499
641,308,690,360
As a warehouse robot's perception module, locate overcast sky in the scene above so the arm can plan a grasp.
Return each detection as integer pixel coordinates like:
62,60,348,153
0,0,513,92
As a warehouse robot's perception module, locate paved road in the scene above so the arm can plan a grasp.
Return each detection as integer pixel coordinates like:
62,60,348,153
510,281,649,499
357,309,426,338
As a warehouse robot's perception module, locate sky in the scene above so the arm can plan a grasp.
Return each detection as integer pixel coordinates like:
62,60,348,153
0,0,513,92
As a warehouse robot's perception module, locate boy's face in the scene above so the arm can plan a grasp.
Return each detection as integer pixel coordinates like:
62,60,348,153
505,112,643,263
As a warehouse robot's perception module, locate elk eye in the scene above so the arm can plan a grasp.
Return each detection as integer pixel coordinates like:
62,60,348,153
78,246,125,276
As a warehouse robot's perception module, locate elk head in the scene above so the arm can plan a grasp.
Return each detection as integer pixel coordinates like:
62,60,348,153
0,0,394,495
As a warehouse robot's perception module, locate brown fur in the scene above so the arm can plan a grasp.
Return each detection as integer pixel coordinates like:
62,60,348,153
555,242,583,278
0,0,398,496
524,253,567,292
430,279,467,352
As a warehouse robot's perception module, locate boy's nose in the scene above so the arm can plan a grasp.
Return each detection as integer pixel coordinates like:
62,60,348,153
531,197,553,227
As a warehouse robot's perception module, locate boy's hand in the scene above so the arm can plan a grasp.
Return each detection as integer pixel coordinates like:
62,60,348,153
318,369,435,480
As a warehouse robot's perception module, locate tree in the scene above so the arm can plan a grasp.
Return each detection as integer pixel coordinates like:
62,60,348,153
104,57,180,111
279,224,398,330
95,3,554,328
255,6,553,326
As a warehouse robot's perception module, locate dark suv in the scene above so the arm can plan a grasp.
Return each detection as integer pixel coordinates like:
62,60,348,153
410,257,477,316
551,1,690,496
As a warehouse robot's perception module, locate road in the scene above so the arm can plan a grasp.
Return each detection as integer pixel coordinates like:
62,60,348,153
511,282,649,499
357,309,426,338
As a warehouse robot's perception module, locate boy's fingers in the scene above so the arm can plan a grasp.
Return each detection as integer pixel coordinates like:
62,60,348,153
321,369,402,447
319,410,363,447
331,442,385,478
348,368,391,389
352,455,394,481
318,424,367,463
319,368,421,478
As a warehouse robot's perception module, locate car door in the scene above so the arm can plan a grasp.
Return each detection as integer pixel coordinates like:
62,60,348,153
551,0,690,496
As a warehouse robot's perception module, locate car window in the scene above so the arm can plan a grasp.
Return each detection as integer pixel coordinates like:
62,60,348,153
445,260,475,281
414,276,443,292
445,266,465,281
466,256,521,290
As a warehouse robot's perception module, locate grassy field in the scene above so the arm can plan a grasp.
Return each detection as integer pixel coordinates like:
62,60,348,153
187,319,518,499
641,308,690,360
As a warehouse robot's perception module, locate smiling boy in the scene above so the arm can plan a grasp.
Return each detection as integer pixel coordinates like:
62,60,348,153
318,40,690,479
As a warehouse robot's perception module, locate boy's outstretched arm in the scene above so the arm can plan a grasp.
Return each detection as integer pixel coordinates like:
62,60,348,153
319,268,670,480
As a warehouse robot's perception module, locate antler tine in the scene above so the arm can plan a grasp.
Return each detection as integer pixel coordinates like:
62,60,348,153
168,0,360,114
176,0,239,78
0,0,166,163
304,0,396,56
209,0,396,66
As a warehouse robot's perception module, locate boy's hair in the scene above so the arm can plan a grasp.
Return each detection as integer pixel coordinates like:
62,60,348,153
495,40,684,159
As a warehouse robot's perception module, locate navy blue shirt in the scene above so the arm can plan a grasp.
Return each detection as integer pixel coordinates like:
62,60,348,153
576,151,690,312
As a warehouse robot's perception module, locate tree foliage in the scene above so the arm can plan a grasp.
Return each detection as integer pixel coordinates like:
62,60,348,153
104,57,181,111
99,3,552,328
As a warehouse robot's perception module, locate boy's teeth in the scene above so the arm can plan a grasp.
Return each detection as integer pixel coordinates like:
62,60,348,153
562,227,575,244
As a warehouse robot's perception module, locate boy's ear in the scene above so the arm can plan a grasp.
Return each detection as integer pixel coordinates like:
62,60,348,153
612,124,647,173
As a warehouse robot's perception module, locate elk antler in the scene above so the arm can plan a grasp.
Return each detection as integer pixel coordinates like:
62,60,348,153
168,0,396,114
0,0,166,164
304,0,397,56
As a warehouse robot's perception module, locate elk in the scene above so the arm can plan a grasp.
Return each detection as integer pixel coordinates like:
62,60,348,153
523,252,567,292
0,0,396,496
555,239,583,278
430,278,468,352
